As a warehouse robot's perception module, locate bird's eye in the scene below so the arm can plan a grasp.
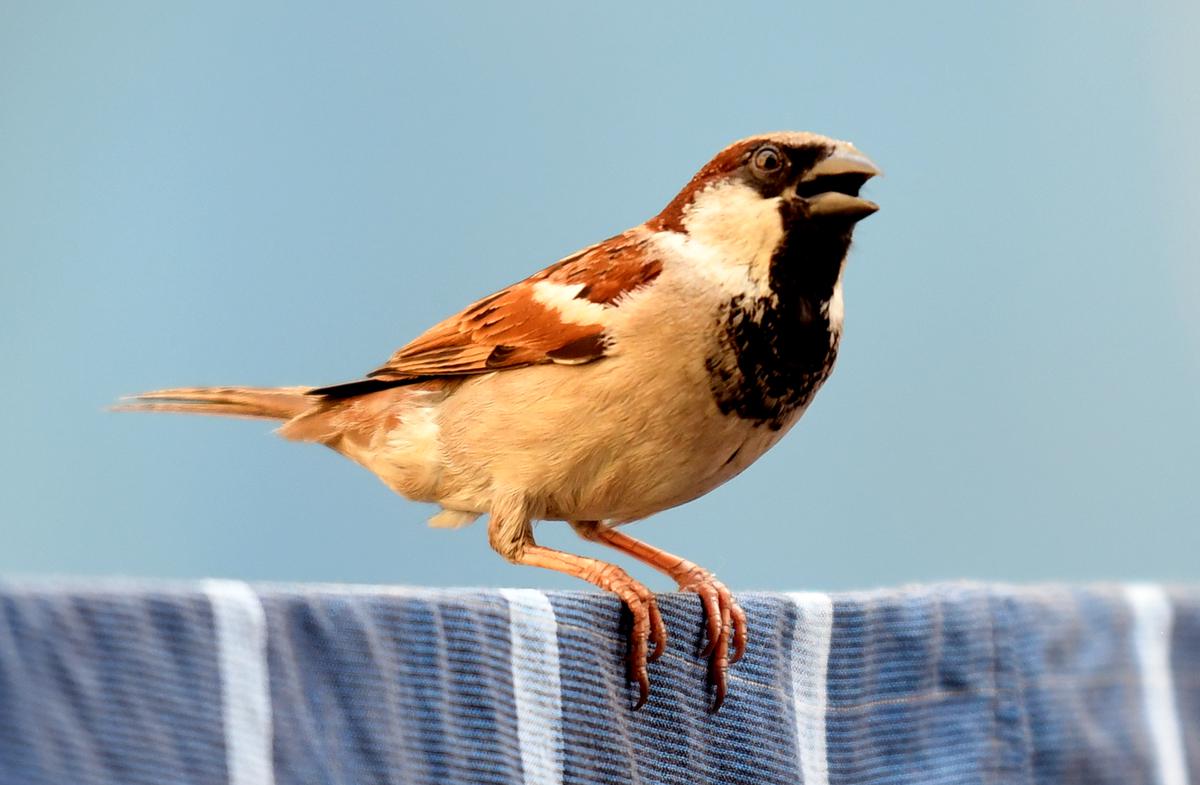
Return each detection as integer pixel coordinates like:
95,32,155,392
751,145,784,176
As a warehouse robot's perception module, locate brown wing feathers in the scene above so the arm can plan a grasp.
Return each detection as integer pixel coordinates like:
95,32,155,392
348,231,661,387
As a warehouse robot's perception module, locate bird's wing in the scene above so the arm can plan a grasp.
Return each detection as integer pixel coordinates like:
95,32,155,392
365,229,662,383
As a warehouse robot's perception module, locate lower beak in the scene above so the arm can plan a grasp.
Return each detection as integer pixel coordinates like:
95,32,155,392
806,191,879,221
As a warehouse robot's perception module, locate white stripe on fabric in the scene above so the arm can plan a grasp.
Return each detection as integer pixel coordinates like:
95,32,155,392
1126,584,1189,785
204,579,275,785
788,592,834,785
500,588,564,785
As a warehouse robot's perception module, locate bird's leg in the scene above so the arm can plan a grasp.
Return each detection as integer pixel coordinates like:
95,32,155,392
571,520,747,711
487,502,666,708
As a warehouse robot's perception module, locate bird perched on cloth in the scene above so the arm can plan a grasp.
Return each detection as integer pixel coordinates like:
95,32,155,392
118,131,879,711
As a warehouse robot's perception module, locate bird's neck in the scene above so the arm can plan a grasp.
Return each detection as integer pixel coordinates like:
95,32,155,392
704,221,851,431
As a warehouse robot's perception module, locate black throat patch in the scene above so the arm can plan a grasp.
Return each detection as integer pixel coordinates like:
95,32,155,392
705,207,854,430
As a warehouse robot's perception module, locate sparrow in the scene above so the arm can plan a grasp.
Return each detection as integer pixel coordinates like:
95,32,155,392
119,131,879,711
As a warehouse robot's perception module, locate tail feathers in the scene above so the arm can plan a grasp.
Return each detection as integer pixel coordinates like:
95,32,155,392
114,385,314,421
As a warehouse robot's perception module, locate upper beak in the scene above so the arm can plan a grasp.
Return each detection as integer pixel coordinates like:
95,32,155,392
797,148,880,221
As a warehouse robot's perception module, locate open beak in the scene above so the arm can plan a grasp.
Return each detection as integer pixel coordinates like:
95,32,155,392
796,149,880,221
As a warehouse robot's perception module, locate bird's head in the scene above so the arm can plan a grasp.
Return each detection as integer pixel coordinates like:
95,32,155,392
651,132,879,296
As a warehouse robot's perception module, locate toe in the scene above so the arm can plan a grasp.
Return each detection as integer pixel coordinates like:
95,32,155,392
691,584,723,658
614,589,656,710
647,594,668,662
730,598,749,664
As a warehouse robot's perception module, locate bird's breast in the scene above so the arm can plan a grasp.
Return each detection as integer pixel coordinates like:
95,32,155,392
704,288,841,431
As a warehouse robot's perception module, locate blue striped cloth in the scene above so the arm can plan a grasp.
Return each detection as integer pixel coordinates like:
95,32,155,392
1,581,1196,784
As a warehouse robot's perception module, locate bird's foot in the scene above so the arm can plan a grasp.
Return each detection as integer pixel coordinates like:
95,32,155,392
674,562,747,712
584,562,668,709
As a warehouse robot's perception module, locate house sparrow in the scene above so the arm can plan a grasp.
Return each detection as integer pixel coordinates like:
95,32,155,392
119,131,879,711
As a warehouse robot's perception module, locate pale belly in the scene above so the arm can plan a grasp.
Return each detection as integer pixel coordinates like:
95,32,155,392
399,349,806,524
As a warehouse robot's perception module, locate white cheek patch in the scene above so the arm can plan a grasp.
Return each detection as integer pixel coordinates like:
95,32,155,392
530,280,609,325
681,181,784,295
648,232,764,302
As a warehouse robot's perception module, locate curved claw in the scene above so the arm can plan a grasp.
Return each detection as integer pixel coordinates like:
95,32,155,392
622,596,654,708
678,566,746,711
708,653,729,713
604,571,663,710
632,664,651,710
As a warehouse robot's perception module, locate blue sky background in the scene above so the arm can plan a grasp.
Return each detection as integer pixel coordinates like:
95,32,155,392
2,2,1198,592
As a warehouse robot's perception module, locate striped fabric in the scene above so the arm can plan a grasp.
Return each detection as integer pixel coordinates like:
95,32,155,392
0,582,1196,784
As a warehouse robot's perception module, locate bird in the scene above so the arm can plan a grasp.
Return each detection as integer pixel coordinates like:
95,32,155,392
117,131,879,711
